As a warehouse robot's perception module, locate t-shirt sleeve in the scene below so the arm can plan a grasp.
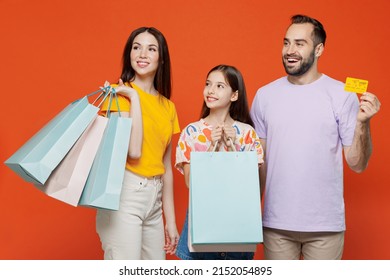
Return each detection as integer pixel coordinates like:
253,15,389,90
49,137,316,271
250,89,266,139
175,126,192,174
241,126,264,164
100,94,131,114
339,93,359,146
171,103,180,135
251,128,264,164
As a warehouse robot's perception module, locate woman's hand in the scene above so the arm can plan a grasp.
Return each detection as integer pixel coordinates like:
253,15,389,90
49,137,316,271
164,223,179,255
102,79,139,101
114,79,139,101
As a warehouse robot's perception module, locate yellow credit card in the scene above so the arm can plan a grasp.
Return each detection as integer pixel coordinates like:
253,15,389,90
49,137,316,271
344,77,368,94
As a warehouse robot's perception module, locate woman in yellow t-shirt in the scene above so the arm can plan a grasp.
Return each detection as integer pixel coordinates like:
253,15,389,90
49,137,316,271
96,27,180,260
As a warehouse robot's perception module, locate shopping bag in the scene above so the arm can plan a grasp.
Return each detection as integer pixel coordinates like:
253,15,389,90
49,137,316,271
190,151,262,245
187,210,257,252
4,97,99,185
78,114,132,210
35,115,108,206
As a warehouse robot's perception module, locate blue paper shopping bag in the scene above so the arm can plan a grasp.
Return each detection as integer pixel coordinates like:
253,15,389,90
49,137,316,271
78,114,132,210
35,115,108,206
187,210,257,252
190,151,262,245
5,97,99,185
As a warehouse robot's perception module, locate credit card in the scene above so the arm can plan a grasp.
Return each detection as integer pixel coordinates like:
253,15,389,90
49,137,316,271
344,77,368,94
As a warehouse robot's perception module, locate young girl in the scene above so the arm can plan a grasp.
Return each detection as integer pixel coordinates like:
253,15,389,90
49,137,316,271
175,65,264,260
97,27,180,260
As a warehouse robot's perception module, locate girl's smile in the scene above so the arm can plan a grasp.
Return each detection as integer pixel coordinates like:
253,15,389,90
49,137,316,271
203,71,237,109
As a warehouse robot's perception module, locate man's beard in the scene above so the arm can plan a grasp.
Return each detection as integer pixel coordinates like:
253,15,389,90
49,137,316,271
282,49,315,76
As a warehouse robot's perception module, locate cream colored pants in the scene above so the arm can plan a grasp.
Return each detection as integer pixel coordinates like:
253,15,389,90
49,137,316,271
263,227,345,260
96,170,164,260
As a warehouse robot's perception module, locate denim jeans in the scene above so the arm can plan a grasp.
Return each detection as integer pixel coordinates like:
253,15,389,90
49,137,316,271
176,210,254,260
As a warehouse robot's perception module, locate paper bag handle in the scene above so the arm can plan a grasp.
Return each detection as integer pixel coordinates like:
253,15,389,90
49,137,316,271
103,87,123,118
212,138,236,153
71,87,107,104
73,85,124,117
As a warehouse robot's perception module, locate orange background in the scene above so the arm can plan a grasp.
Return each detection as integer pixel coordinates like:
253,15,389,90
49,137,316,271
1,0,389,260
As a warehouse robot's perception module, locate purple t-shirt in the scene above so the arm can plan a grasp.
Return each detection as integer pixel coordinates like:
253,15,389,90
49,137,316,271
250,74,359,232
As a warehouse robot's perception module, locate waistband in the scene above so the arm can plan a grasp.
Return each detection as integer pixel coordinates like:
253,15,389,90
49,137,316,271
125,170,162,181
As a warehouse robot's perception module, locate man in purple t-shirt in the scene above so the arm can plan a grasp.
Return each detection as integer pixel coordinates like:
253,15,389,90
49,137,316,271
250,14,381,260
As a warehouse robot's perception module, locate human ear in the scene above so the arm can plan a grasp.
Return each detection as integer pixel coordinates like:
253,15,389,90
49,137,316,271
315,43,324,57
231,91,239,102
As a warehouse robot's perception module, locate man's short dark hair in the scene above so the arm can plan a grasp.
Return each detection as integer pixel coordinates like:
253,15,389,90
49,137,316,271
291,14,327,46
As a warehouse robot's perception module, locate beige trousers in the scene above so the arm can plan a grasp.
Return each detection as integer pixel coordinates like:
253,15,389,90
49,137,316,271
96,170,164,260
263,227,345,260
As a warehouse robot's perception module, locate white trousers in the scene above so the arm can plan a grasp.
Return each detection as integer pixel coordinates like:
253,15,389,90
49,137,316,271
96,170,165,260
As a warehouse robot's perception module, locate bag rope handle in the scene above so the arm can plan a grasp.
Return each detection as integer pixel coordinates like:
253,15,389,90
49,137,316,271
72,85,125,117
211,137,237,153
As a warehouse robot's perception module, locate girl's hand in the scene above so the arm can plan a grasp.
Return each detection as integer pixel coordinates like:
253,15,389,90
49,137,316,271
164,223,179,255
209,124,224,151
222,125,237,150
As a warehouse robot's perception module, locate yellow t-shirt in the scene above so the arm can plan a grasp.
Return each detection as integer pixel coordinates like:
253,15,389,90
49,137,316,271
101,83,180,177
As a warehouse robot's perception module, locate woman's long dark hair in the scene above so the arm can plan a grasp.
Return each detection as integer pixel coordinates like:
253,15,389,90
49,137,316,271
200,65,254,126
120,27,172,99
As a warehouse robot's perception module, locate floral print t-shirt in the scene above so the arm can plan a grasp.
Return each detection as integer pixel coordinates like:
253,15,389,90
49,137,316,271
175,119,264,174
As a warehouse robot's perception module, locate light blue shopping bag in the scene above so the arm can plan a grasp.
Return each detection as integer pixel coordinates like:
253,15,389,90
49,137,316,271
5,97,99,185
35,115,108,206
78,111,132,210
190,151,262,245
